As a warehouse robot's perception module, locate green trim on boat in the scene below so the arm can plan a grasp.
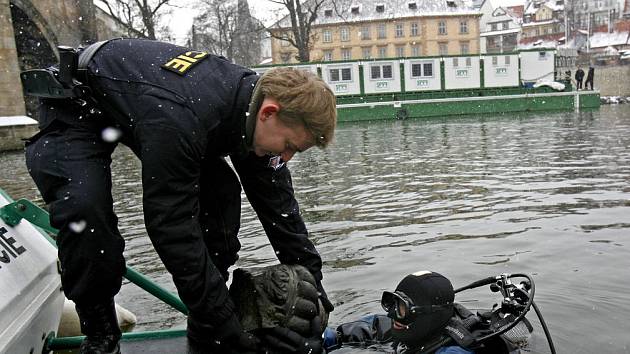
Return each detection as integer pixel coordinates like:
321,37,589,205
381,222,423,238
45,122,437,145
46,329,187,351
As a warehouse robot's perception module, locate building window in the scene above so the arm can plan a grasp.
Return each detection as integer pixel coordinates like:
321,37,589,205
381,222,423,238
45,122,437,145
329,68,352,82
395,23,404,37
460,20,468,34
438,21,447,35
324,9,333,17
378,46,387,58
502,21,509,30
376,4,385,12
408,2,417,9
341,27,350,41
505,55,510,65
410,22,419,36
351,5,360,14
377,24,387,39
281,33,290,47
465,57,471,66
361,26,371,40
491,23,498,31
439,42,448,55
323,29,332,43
411,45,420,56
370,64,393,79
396,45,405,57
342,48,351,60
453,57,459,67
323,50,333,61
492,56,498,65
460,42,469,54
362,47,372,59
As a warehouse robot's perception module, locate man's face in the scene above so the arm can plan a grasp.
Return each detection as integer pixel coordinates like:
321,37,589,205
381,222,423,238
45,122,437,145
252,110,314,162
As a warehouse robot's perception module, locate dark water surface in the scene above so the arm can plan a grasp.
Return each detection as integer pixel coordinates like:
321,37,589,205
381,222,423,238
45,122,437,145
2,105,629,353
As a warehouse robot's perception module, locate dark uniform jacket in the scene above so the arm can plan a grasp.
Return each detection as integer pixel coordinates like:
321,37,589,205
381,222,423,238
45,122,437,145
30,38,323,330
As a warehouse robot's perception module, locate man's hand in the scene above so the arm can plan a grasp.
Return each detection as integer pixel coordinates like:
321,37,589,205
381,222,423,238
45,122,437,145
187,314,261,354
263,316,323,354
316,281,335,314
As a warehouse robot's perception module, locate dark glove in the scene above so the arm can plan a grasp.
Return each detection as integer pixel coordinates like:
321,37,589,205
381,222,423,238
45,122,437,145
316,281,335,314
187,313,260,354
264,316,323,354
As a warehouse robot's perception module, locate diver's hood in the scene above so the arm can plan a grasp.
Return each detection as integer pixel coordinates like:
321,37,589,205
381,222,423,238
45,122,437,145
390,271,455,348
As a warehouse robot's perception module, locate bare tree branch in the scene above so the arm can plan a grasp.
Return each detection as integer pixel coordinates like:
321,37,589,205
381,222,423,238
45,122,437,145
267,0,330,62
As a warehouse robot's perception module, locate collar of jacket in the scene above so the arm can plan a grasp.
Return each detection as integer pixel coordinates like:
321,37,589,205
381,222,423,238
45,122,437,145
233,73,260,156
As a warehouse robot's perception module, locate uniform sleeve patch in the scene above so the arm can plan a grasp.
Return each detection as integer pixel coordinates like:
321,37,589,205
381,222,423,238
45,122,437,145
161,51,208,75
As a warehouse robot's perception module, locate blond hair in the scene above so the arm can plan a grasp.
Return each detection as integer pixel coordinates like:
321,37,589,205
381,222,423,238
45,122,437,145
258,67,337,148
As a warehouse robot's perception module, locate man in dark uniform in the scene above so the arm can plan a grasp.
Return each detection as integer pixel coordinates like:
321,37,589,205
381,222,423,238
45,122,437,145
585,66,595,90
575,66,584,90
24,38,336,353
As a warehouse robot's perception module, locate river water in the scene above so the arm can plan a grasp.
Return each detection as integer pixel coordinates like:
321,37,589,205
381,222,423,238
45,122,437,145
1,105,629,353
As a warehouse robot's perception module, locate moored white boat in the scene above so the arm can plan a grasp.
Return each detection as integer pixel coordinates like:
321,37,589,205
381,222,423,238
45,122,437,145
0,191,65,354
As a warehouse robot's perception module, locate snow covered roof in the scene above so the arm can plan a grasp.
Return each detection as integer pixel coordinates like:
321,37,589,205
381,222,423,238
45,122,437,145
589,31,630,48
518,38,558,49
488,0,526,8
524,0,563,15
273,0,480,29
480,27,520,36
522,19,557,27
0,116,37,127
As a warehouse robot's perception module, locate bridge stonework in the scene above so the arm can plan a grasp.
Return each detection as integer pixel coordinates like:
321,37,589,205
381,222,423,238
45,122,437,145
1,0,101,118
1,0,25,115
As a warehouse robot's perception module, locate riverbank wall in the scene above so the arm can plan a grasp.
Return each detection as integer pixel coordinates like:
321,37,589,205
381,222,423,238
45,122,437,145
595,65,630,97
0,116,37,151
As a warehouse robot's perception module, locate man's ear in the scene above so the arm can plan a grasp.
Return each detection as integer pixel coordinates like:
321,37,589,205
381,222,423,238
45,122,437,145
259,101,280,121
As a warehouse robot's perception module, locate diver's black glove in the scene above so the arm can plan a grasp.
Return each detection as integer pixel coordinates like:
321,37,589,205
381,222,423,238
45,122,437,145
316,281,335,314
264,316,323,354
187,314,260,353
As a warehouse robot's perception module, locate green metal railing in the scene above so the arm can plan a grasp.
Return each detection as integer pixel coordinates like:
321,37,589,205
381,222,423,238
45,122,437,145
0,197,188,350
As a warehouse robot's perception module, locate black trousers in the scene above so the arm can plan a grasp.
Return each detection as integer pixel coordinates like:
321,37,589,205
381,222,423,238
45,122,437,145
585,78,593,90
576,79,583,89
25,99,242,307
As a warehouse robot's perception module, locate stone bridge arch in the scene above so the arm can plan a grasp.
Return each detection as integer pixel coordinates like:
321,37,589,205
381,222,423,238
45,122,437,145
1,0,112,117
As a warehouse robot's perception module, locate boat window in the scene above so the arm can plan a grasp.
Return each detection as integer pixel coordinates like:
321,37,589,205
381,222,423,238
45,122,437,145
341,68,352,81
371,65,381,79
411,62,434,78
329,69,340,82
423,62,433,77
382,65,393,78
370,64,393,79
411,63,422,77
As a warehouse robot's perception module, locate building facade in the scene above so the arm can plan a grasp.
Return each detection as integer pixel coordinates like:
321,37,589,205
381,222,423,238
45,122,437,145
479,0,524,53
568,0,625,30
521,0,565,39
269,0,481,63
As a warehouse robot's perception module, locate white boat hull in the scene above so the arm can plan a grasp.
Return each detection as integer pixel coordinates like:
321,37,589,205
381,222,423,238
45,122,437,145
0,193,64,354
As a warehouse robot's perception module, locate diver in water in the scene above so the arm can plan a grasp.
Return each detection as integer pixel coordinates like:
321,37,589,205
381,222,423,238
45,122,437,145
324,271,531,354
232,267,548,354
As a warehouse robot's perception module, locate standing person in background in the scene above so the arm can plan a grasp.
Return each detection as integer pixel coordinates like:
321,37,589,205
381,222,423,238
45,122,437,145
575,66,584,90
585,66,595,90
23,38,336,354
